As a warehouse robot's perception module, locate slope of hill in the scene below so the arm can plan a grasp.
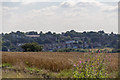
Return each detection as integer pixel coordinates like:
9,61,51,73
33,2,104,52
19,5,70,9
1,30,119,52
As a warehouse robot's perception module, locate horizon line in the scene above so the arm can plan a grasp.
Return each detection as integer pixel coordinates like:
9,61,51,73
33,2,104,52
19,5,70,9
1,30,118,34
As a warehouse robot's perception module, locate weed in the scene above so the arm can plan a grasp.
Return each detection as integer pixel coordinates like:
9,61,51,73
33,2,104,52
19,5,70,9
73,53,111,78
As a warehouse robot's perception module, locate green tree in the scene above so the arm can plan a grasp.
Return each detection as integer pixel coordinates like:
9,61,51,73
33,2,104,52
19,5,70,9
2,46,8,51
26,31,38,35
21,42,43,52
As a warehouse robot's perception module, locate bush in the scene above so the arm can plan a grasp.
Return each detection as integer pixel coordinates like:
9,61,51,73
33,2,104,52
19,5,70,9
73,53,110,78
2,46,8,51
21,42,43,52
112,49,120,53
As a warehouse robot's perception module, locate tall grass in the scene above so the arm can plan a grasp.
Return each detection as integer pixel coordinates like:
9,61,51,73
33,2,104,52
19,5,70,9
2,52,81,72
2,52,118,78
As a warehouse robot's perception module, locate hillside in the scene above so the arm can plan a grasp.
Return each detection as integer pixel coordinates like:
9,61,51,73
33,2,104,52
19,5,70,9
1,30,119,52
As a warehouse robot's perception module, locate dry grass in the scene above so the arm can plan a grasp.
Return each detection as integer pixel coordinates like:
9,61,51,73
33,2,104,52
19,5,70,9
2,52,82,72
2,52,118,73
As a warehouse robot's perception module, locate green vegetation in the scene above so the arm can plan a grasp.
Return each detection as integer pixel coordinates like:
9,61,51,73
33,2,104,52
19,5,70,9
73,53,110,78
1,30,120,52
54,48,113,53
26,67,40,72
2,52,118,78
1,63,13,68
21,42,43,52
56,69,73,78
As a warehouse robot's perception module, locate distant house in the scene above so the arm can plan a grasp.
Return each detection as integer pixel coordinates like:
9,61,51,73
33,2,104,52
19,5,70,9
73,46,78,49
17,43,24,46
65,40,75,44
25,35,40,38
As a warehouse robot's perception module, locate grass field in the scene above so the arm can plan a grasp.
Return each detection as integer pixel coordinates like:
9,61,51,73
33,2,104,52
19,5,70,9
2,52,119,78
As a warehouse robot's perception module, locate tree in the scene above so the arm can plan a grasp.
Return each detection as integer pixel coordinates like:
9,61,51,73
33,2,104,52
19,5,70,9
26,31,38,35
39,31,43,35
46,31,52,35
98,30,104,34
16,31,25,36
21,42,43,52
78,40,83,45
2,46,8,51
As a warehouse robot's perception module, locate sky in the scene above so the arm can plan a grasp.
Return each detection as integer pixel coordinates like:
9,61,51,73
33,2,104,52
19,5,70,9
1,0,119,33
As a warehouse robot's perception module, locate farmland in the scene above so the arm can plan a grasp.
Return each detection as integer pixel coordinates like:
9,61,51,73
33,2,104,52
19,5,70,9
2,52,119,78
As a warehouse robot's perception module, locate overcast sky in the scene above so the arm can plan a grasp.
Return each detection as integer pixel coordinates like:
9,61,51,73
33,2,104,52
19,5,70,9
1,0,119,33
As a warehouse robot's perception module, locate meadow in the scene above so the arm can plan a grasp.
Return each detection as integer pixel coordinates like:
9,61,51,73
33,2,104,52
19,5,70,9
2,52,119,78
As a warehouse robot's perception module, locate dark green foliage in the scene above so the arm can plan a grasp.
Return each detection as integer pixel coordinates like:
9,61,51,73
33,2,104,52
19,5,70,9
112,49,120,53
26,31,38,35
57,48,71,52
2,46,8,51
21,42,43,52
1,30,119,52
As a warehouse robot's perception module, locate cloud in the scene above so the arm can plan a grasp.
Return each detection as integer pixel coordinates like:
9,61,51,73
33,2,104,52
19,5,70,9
60,0,117,12
2,0,120,2
31,6,58,16
2,6,19,17
60,1,77,8
2,1,118,33
3,6,19,11
2,0,66,2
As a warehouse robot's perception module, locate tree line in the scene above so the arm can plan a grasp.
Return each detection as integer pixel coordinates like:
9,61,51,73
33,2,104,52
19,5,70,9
0,30,120,52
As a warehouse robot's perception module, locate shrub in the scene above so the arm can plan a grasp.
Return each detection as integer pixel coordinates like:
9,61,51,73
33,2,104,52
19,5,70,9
73,53,110,78
21,42,43,52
